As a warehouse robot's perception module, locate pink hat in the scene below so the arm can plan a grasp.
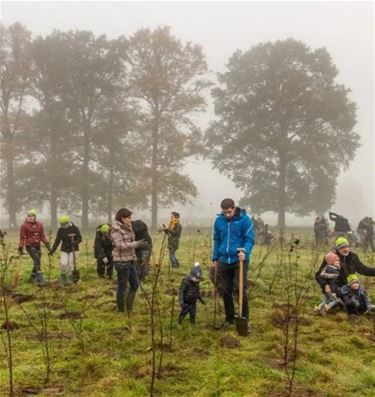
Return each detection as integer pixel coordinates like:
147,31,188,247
325,252,340,266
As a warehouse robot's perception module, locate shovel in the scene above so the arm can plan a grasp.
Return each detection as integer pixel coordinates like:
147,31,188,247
68,234,80,283
235,248,248,336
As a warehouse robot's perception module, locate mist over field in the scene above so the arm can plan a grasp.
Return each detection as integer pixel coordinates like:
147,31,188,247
0,1,373,228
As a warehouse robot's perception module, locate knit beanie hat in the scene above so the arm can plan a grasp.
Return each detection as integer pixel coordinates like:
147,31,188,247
325,252,340,266
190,262,202,279
335,237,350,250
347,274,359,286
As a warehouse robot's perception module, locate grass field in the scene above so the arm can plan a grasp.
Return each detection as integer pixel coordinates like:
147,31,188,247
1,229,375,397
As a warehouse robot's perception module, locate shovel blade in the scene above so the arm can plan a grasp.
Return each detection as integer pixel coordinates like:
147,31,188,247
235,316,248,336
72,269,80,283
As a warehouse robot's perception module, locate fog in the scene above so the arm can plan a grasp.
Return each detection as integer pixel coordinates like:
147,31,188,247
1,1,374,227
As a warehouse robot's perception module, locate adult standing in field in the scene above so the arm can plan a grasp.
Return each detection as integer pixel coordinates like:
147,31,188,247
314,215,329,246
132,219,153,282
110,208,149,313
49,215,82,285
163,212,182,269
94,224,113,279
315,237,375,292
357,217,375,252
18,209,51,284
211,198,255,330
329,211,351,236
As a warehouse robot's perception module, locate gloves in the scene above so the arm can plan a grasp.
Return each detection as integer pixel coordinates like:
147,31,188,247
18,247,24,256
136,240,150,250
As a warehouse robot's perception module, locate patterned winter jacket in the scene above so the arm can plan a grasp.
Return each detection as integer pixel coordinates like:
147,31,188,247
110,221,138,262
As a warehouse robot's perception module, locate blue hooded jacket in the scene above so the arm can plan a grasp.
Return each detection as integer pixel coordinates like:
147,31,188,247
212,208,255,264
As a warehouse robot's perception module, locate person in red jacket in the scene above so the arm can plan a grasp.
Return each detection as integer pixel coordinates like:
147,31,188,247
18,209,50,284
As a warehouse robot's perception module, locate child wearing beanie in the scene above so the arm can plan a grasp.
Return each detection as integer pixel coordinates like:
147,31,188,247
340,274,375,315
178,262,206,325
315,252,343,315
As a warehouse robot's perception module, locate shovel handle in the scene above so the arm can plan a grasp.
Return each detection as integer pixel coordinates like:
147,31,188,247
238,249,244,317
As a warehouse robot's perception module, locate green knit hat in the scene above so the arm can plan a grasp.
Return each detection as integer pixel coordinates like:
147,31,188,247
347,274,359,286
335,237,349,249
58,214,70,225
100,224,110,234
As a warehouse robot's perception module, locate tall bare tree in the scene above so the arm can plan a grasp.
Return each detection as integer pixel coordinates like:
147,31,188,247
0,23,33,227
206,39,359,229
127,27,210,229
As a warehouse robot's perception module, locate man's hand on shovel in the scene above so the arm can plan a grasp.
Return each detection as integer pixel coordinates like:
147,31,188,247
237,249,245,261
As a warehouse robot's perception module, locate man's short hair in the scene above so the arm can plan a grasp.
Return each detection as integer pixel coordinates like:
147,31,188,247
220,198,235,210
171,211,180,219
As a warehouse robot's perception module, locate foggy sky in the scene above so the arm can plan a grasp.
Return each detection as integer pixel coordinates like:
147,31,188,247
1,1,374,226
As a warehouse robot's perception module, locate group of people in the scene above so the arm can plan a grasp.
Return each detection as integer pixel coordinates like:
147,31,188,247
315,237,375,315
17,201,375,333
17,200,255,331
251,215,273,245
314,212,375,251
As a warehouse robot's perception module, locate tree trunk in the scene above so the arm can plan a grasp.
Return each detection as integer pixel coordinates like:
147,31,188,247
277,153,286,230
4,135,17,229
50,119,58,230
151,109,160,230
50,187,58,230
81,127,90,230
107,166,113,224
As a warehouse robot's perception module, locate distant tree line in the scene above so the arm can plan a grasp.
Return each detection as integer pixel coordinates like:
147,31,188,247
0,23,359,229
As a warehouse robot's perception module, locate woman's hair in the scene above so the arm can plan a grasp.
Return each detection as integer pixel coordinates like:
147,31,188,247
171,211,180,219
115,208,132,222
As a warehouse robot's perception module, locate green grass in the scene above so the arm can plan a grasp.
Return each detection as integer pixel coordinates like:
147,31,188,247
1,230,375,397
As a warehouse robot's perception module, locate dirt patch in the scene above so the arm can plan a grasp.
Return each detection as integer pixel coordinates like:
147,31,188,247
134,365,149,379
21,386,40,395
43,386,64,396
219,335,240,349
164,288,178,296
95,300,116,308
191,347,209,357
48,304,65,310
11,293,35,304
78,294,99,301
157,363,182,378
58,311,82,320
1,320,20,330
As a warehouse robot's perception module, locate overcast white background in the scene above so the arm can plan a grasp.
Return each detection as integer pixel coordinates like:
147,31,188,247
1,1,374,226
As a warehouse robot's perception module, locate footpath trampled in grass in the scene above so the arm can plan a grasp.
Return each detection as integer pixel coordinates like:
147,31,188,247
1,230,375,397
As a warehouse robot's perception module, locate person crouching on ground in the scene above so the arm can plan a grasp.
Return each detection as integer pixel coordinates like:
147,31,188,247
49,215,82,285
94,224,113,279
18,209,51,284
110,208,149,313
340,274,375,315
315,237,375,291
178,262,206,325
314,252,343,315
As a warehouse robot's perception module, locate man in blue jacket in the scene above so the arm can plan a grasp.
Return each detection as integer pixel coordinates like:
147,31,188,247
212,198,255,330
